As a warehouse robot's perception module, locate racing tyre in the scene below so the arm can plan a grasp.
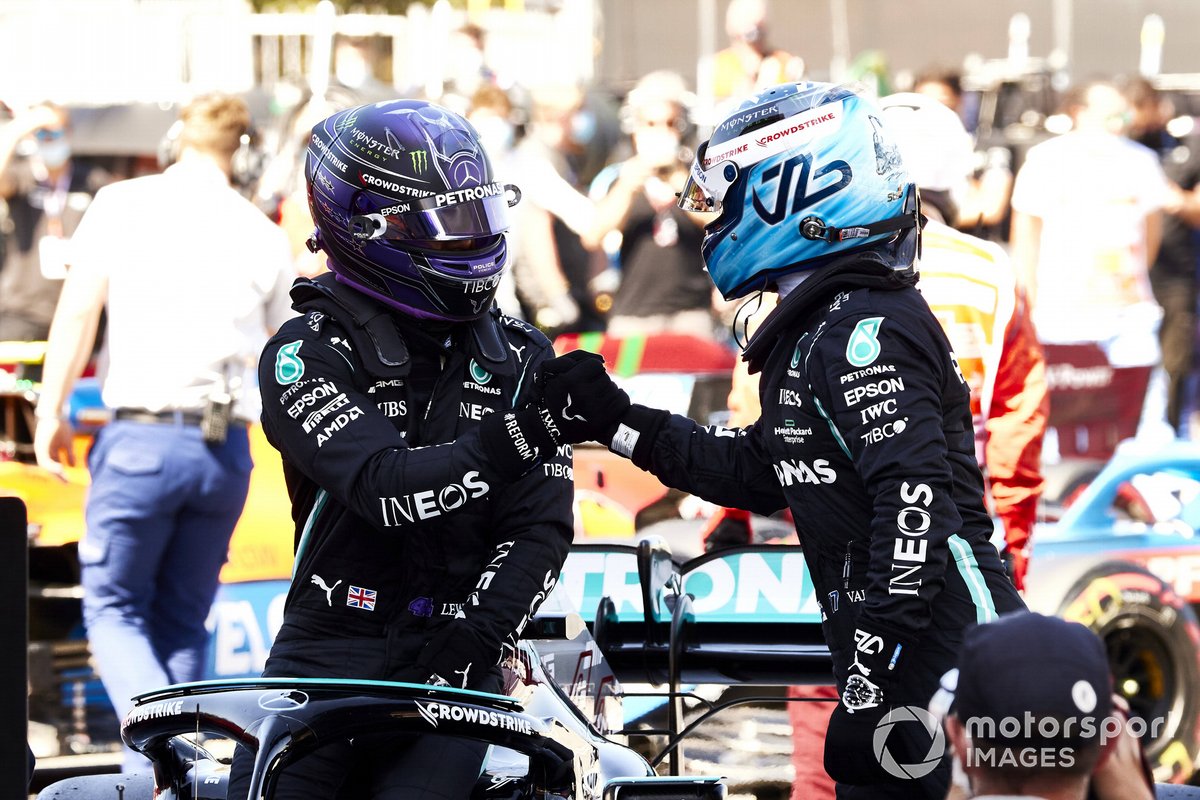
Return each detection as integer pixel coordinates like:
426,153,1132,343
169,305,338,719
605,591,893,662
1057,565,1200,784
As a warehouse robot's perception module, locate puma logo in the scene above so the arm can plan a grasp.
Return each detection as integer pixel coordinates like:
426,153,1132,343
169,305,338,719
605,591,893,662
310,574,341,607
454,663,472,688
509,343,526,359
562,393,585,422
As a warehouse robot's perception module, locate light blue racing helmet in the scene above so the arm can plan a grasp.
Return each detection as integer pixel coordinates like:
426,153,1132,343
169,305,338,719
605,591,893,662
678,82,920,300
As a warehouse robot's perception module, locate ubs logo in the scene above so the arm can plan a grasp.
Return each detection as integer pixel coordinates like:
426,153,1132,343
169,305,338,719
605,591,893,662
258,690,310,711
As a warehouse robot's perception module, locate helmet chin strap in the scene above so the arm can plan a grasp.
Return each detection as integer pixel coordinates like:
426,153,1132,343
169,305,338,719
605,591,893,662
798,193,924,245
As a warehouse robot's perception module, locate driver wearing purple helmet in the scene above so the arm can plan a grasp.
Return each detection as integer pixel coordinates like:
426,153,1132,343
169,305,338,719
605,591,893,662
228,99,626,799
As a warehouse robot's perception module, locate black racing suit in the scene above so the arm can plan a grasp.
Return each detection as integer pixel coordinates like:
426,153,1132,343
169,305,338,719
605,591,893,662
615,256,1025,798
229,274,573,800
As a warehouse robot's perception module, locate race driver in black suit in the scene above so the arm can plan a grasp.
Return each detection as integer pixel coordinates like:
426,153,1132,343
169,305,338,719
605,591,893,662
228,99,622,800
540,82,1028,798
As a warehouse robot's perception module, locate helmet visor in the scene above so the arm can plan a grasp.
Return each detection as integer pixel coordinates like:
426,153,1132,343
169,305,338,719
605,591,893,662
352,182,519,243
677,140,740,215
677,97,850,217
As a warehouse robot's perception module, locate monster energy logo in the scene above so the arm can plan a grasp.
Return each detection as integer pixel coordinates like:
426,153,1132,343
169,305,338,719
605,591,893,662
411,150,429,173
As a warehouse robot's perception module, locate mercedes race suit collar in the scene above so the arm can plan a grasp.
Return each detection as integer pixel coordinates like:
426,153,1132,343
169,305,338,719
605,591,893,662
740,253,918,374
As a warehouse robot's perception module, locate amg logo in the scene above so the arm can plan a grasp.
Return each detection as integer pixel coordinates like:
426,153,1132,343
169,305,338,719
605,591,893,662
773,458,837,486
287,382,340,419
315,406,365,447
303,394,350,432
368,379,405,394
378,471,490,526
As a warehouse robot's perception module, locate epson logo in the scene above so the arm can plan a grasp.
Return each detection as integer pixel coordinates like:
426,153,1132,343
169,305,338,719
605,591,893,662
379,203,411,216
843,377,905,407
287,382,341,419
378,471,491,526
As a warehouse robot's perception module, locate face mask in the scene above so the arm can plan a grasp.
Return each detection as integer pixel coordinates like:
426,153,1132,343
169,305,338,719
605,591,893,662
38,139,71,168
634,128,680,168
570,110,596,145
474,116,515,156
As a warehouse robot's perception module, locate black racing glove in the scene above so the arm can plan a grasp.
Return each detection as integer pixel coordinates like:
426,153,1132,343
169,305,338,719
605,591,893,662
824,620,914,785
536,350,632,444
478,351,631,473
478,403,561,475
415,620,503,690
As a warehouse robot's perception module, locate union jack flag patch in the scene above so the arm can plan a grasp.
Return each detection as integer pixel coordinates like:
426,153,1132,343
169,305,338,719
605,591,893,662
346,585,377,611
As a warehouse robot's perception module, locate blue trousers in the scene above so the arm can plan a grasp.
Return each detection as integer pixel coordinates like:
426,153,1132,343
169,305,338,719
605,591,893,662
80,420,251,768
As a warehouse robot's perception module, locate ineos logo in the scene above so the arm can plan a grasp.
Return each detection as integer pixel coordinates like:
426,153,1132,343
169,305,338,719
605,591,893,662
258,690,310,711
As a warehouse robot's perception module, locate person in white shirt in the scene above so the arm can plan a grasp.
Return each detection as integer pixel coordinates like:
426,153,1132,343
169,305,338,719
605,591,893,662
1009,80,1172,362
32,92,296,769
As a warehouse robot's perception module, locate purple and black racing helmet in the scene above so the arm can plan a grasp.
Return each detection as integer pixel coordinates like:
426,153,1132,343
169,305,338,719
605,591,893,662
305,99,520,321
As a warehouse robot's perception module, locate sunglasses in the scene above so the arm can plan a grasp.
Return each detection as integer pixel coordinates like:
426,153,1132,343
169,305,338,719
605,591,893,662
35,128,65,142
637,116,680,129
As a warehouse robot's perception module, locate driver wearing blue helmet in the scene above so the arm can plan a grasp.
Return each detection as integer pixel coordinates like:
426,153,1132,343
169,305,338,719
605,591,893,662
540,82,1028,798
227,99,627,799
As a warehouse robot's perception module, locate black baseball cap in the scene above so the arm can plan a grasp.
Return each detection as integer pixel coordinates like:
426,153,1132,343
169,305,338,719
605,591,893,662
953,612,1113,747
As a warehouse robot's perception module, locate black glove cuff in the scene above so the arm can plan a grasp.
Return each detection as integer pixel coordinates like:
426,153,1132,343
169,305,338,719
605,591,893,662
479,406,559,477
605,404,670,470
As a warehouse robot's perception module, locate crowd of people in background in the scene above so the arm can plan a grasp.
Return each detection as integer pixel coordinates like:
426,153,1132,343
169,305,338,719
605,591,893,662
4,5,1199,449
9,0,1200,797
